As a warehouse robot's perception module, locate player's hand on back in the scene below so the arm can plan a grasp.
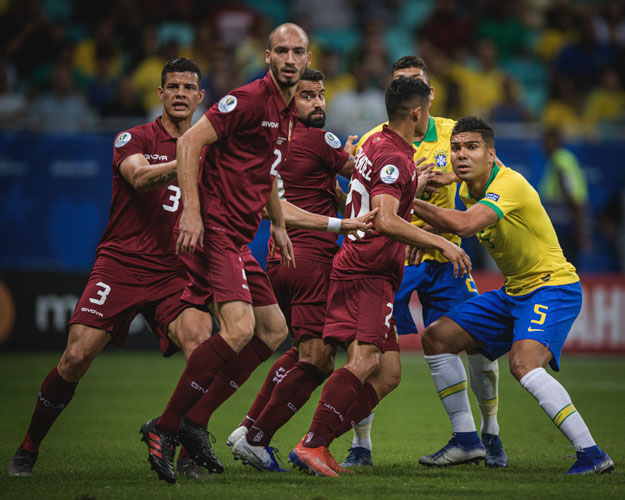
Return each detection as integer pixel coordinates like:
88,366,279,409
339,207,378,238
428,170,459,188
440,240,472,278
176,209,204,254
271,224,296,268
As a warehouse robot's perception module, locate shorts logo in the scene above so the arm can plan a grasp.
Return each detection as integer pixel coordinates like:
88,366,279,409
324,131,342,149
115,132,132,148
485,192,500,202
80,307,103,318
434,150,448,168
218,94,237,113
380,164,399,184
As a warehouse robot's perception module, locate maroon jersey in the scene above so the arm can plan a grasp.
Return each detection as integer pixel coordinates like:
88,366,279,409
200,72,297,245
97,117,183,272
267,120,350,264
332,125,417,290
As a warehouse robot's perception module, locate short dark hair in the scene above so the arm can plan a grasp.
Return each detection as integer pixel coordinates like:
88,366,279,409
161,58,202,87
385,77,430,122
301,68,324,82
452,116,495,147
392,55,430,84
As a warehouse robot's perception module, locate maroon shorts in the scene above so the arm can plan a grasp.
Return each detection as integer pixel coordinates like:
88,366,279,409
180,229,276,308
266,258,332,342
323,277,399,353
68,254,189,356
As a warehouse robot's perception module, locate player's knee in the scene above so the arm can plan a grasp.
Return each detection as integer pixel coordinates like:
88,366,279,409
58,346,93,381
421,328,443,355
254,314,288,351
509,357,532,381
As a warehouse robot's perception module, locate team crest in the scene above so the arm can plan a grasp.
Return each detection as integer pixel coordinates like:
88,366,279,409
380,164,400,184
115,132,131,147
218,95,238,113
324,132,341,149
434,149,448,168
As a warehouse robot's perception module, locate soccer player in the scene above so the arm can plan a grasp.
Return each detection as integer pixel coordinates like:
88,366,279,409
223,67,356,470
341,56,507,469
7,58,217,478
290,77,472,477
139,23,311,483
413,116,614,475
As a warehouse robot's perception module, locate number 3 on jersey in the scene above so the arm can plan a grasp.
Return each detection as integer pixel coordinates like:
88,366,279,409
345,179,370,241
163,185,181,212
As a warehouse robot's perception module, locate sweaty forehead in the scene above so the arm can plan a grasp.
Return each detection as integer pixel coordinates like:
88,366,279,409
297,80,324,94
163,71,199,86
270,27,308,50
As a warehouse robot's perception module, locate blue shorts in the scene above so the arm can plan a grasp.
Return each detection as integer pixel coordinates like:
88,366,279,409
445,281,582,371
394,261,479,335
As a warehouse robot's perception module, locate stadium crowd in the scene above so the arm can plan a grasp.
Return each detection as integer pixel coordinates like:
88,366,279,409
1,0,624,135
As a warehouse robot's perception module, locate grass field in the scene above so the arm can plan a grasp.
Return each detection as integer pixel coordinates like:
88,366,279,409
1,350,623,499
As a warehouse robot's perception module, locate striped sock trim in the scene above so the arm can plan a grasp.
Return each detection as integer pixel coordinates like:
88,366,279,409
553,403,577,427
438,380,468,400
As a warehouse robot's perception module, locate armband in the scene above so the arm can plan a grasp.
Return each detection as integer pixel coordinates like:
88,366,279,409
327,217,342,233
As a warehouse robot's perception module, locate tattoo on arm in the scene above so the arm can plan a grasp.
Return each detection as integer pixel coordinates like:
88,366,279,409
145,169,177,189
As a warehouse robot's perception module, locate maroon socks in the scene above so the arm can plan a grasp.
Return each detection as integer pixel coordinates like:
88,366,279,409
157,333,236,432
240,346,299,429
21,367,78,453
245,361,325,446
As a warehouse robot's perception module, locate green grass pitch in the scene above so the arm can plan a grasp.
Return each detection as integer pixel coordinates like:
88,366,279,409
1,350,623,499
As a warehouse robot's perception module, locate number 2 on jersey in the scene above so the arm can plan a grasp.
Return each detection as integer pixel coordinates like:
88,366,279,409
345,179,370,241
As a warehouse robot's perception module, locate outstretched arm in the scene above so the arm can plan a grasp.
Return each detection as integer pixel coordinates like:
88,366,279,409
413,198,499,238
119,154,178,193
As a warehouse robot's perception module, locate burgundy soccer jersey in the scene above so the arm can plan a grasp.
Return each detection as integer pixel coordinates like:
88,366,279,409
267,120,350,264
332,125,417,290
97,117,184,272
200,72,297,245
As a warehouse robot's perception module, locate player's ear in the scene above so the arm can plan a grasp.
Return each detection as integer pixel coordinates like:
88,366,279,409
488,147,496,163
157,86,164,102
265,49,271,65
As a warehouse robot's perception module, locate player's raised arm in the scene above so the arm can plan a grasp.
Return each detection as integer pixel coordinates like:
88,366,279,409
119,154,177,193
175,116,218,255
374,193,471,277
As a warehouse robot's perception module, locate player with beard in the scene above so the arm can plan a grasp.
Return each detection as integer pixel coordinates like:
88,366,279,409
139,23,311,484
224,68,357,470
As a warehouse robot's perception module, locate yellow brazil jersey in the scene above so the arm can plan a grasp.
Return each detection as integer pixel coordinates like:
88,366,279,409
356,116,460,264
459,162,579,296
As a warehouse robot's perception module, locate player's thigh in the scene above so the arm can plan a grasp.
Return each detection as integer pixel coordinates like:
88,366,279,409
367,350,401,400
58,324,110,381
253,303,288,351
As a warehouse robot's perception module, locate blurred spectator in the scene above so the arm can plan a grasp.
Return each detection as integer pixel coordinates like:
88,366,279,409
86,45,121,115
201,48,240,109
317,47,355,108
346,20,389,90
554,15,615,93
357,0,401,29
418,0,475,59
448,39,507,118
583,68,625,128
26,62,94,131
542,76,586,137
420,38,454,117
490,75,533,123
291,0,355,31
73,16,123,79
592,0,625,49
234,16,273,83
101,75,145,118
477,0,531,59
180,20,218,76
26,39,87,97
538,127,590,268
0,60,26,125
209,0,260,49
325,57,387,139
534,0,578,62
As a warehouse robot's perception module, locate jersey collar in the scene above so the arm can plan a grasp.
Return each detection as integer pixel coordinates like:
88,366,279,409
382,124,417,156
467,160,501,199
413,117,437,147
264,71,295,113
154,116,176,142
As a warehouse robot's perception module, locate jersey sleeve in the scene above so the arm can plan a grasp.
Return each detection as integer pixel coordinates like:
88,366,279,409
204,87,264,139
355,123,385,155
112,128,149,169
478,172,527,220
369,152,411,201
316,129,350,173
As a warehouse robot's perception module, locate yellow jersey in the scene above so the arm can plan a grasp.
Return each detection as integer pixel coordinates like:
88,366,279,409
459,162,579,296
356,116,460,264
